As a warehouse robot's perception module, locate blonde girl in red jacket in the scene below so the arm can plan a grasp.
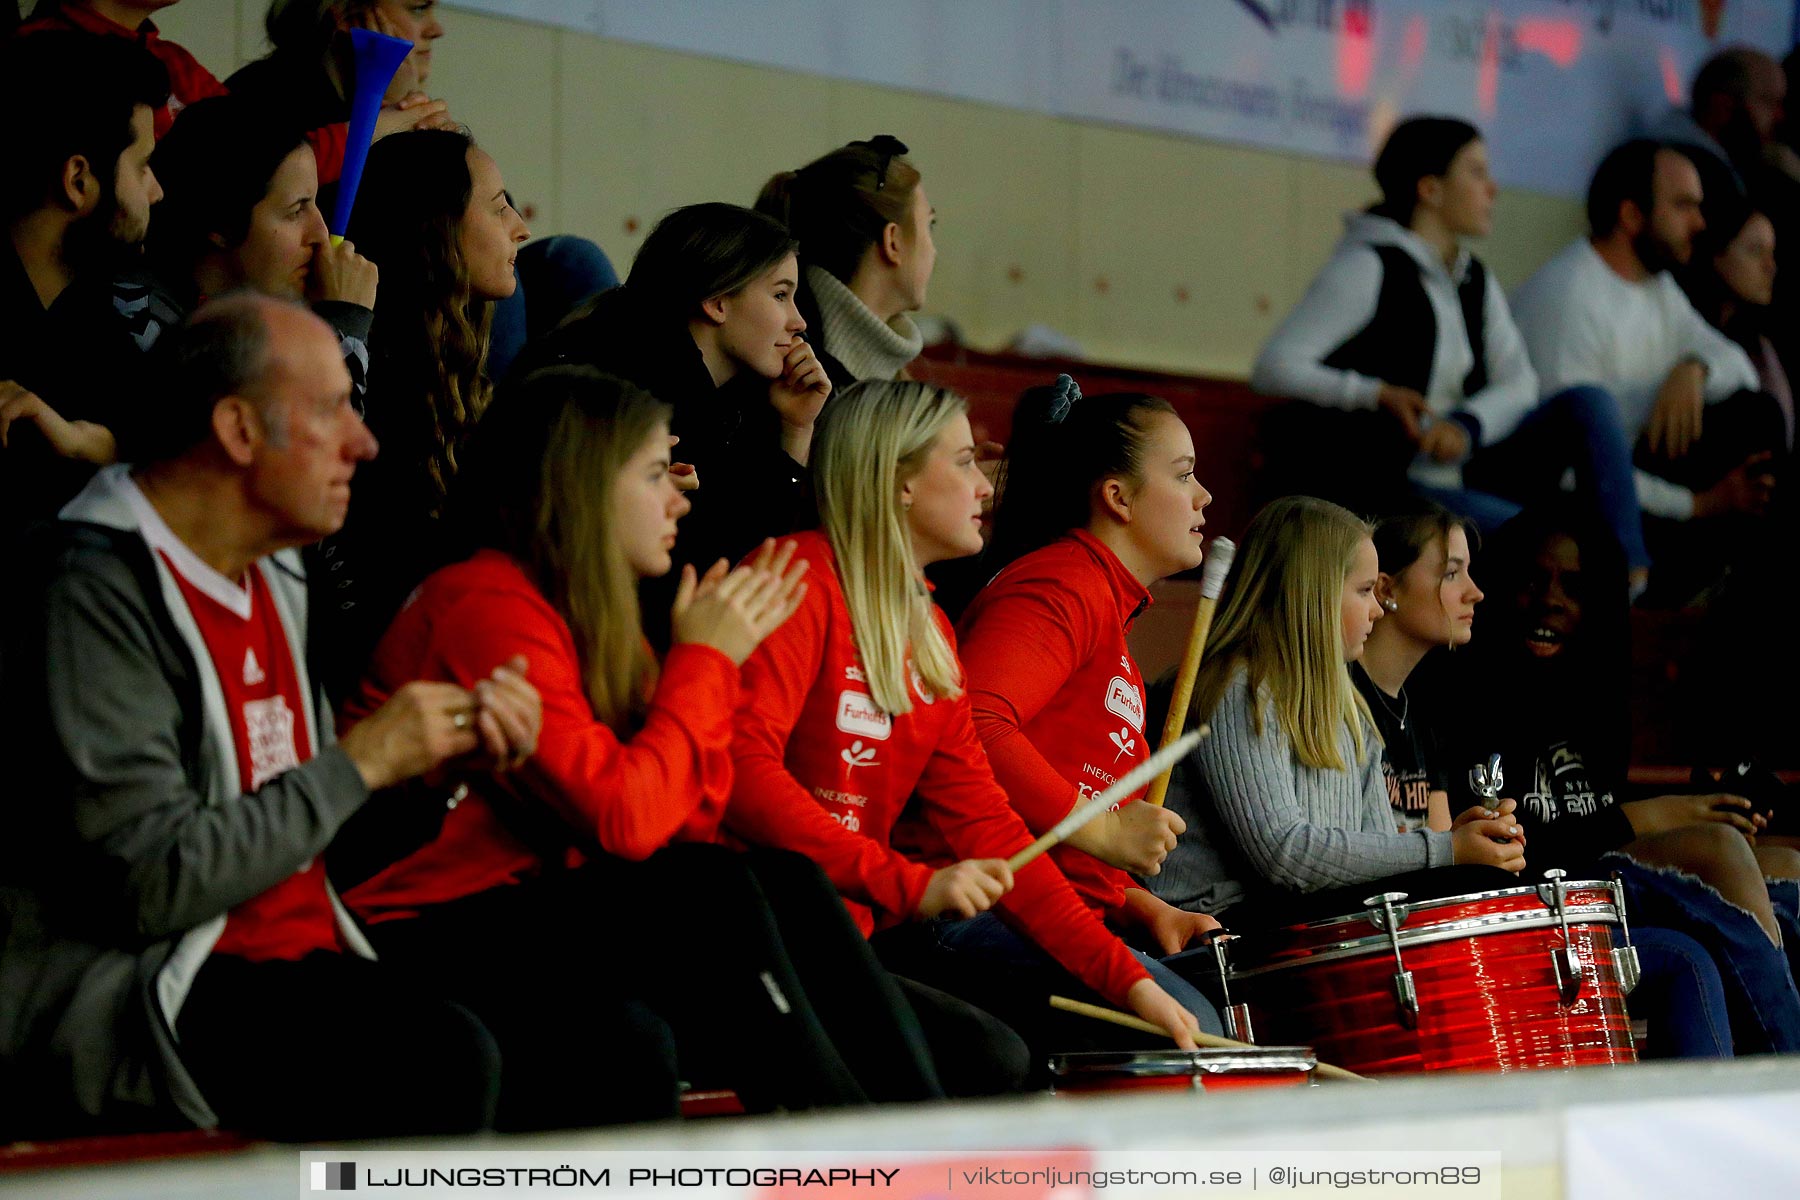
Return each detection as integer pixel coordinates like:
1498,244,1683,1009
336,365,984,1120
725,379,1201,1052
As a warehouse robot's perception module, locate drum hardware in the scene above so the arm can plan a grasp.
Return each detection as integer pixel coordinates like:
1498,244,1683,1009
1364,891,1419,1028
1201,927,1254,1044
1046,995,1366,1080
1535,868,1584,1004
1226,881,1636,1074
1607,872,1643,995
1047,1047,1317,1094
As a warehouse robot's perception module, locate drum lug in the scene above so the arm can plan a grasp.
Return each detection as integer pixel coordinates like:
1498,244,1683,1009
1364,892,1419,1028
1537,869,1585,1004
1203,928,1256,1044
1608,872,1641,995
1391,969,1420,1028
1225,1002,1257,1044
1611,944,1643,996
1551,946,1583,1004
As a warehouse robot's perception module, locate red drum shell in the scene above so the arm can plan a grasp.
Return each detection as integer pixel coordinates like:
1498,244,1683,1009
1226,883,1636,1074
1047,1048,1316,1094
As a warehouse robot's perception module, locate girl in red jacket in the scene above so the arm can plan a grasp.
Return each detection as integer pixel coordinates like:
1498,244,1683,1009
949,377,1223,1034
725,378,1201,1053
336,365,974,1122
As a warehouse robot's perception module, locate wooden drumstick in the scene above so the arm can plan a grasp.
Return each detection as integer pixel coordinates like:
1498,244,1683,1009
1006,729,1205,874
1048,995,1366,1083
1145,537,1236,808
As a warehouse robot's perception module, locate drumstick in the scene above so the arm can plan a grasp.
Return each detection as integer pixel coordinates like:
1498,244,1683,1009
1145,537,1236,808
1006,728,1205,874
1048,995,1366,1083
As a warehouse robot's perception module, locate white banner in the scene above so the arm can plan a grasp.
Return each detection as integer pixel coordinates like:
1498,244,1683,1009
451,0,1793,196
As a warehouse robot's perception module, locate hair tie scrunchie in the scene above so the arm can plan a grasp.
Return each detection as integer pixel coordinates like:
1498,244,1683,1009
1046,374,1081,424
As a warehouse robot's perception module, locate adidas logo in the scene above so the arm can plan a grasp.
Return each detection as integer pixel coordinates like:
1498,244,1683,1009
243,648,266,687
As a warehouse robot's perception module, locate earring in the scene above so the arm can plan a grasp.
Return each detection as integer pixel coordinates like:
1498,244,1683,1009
1381,598,1399,612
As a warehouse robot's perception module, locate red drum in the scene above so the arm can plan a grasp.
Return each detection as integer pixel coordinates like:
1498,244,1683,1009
1047,1048,1316,1095
1221,872,1641,1075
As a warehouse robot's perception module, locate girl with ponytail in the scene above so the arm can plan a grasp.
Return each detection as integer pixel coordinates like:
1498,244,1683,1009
755,135,933,387
934,376,1224,1037
726,379,1204,1068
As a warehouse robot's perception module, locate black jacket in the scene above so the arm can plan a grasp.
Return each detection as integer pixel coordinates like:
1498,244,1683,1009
514,284,813,586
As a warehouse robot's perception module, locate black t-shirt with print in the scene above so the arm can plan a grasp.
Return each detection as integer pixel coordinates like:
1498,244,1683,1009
1443,731,1636,870
1353,664,1445,832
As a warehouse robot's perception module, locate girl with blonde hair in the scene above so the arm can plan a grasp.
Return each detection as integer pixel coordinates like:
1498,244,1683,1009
336,366,977,1119
728,379,1202,1067
1146,495,1526,928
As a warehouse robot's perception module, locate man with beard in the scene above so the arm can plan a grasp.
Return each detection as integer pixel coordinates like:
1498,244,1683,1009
1511,140,1778,549
0,33,168,529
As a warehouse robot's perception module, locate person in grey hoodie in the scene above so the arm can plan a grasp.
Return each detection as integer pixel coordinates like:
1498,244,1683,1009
1252,117,1649,586
0,295,544,1140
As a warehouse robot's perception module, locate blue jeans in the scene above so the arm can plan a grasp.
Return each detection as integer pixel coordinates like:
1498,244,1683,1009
489,235,621,379
1428,385,1651,570
1603,854,1800,1053
1630,925,1733,1059
927,911,1225,1036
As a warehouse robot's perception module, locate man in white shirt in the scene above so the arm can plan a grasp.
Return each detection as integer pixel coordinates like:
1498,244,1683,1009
1512,138,1778,536
1511,140,1781,531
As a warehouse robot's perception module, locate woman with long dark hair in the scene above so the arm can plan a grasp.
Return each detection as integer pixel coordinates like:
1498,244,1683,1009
320,126,528,693
519,202,833,589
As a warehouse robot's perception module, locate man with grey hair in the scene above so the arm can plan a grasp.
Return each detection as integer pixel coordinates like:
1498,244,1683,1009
0,294,540,1140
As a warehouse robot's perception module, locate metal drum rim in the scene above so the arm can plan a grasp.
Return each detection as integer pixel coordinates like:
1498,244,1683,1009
1047,1048,1319,1077
1269,880,1617,933
1226,903,1621,979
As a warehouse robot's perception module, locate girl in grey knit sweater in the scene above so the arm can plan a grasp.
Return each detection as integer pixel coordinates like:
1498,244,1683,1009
1148,496,1526,922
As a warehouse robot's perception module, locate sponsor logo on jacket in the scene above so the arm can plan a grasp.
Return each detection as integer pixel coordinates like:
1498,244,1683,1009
835,690,893,740
1104,676,1145,731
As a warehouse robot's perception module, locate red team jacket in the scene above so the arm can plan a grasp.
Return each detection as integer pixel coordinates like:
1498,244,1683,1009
341,550,737,922
725,531,1150,1007
18,5,228,139
956,531,1152,916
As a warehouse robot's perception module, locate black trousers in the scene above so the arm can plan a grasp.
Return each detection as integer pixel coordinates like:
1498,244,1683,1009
366,845,1014,1114
732,846,1027,1100
175,951,502,1142
364,872,684,1130
1637,389,1787,603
